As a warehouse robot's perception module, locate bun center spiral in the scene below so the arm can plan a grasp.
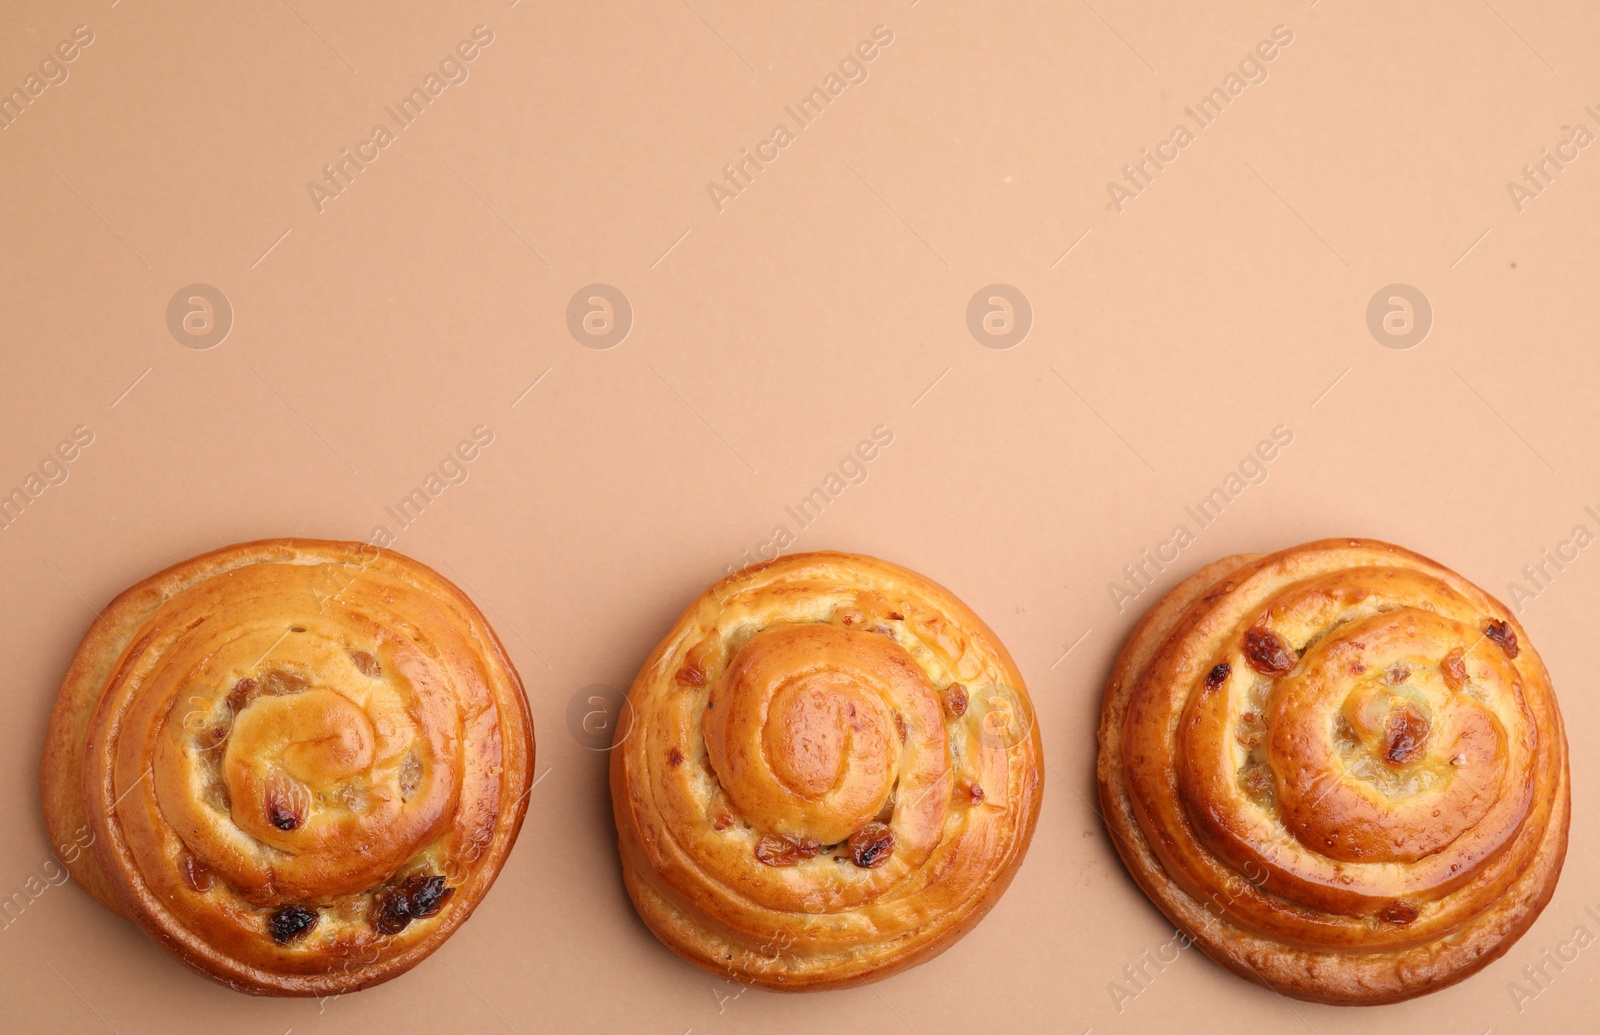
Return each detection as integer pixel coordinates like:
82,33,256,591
1168,560,1543,927
147,580,464,904
1267,608,1510,867
704,624,932,845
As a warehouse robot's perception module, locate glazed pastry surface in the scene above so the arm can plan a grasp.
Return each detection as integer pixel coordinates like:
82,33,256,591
1097,538,1569,1004
41,539,534,996
611,552,1043,989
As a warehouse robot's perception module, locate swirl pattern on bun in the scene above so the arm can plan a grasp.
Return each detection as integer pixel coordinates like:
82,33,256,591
611,552,1043,989
1097,538,1569,1004
41,539,535,995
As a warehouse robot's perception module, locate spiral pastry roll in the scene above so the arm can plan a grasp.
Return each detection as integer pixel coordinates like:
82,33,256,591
610,552,1043,989
1098,538,1569,1004
40,540,535,995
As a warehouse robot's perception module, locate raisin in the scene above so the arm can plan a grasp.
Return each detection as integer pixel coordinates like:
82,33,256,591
893,713,908,741
712,812,734,831
754,834,822,867
264,770,308,831
1484,620,1519,659
943,683,969,719
225,677,259,714
675,664,706,687
373,875,453,935
267,906,319,944
958,780,985,805
1382,705,1431,766
260,669,310,696
350,650,381,678
1385,662,1411,684
1204,663,1231,692
373,893,411,935
846,823,895,868
406,875,451,918
269,802,301,831
667,746,685,767
179,853,213,893
1379,901,1419,925
887,612,905,621
1243,628,1295,676
1441,648,1467,691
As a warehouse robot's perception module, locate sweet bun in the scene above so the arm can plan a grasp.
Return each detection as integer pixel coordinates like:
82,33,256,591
611,552,1043,989
1097,538,1569,1004
40,539,535,995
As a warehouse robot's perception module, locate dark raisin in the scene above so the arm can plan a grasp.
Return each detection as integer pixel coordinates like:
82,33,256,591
754,834,822,867
405,875,451,919
269,802,301,831
1441,647,1467,691
1204,663,1231,692
943,683,968,719
1378,901,1419,925
350,650,381,678
1243,628,1295,676
267,906,319,944
373,875,453,936
373,891,411,935
1484,620,1519,659
667,746,685,767
846,823,894,868
887,612,905,621
225,677,259,713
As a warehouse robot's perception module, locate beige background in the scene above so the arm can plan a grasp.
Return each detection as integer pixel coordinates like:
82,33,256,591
3,1,1598,1031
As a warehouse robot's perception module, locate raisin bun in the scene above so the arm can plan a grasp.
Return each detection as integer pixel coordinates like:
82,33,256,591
1097,538,1569,1004
610,552,1044,990
40,539,535,995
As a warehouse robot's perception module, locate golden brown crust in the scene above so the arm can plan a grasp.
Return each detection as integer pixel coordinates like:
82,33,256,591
610,552,1043,990
40,539,535,996
1097,538,1569,1005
